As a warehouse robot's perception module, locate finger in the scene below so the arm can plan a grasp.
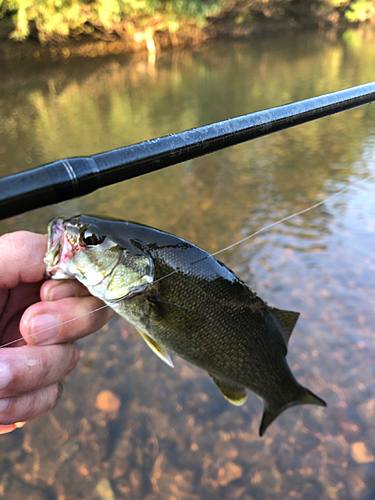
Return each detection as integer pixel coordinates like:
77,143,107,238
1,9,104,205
0,422,26,435
41,279,91,301
0,384,61,425
0,232,47,288
20,296,114,345
0,343,79,399
0,282,42,347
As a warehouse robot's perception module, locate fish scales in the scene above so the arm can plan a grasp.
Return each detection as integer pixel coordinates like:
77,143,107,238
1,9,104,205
44,215,326,436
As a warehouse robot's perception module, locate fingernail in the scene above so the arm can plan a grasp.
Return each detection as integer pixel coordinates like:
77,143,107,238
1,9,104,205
0,424,17,435
53,382,64,409
14,422,26,428
0,398,10,412
46,282,74,301
30,314,59,344
0,363,11,390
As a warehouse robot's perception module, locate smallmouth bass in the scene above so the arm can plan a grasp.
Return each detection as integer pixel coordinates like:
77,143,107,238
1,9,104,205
44,215,326,436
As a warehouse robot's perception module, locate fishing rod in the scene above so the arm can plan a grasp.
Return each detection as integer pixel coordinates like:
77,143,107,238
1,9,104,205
0,81,375,221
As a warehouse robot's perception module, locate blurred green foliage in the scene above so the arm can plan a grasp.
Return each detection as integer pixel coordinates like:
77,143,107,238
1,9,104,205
0,0,224,41
345,0,375,21
0,0,374,42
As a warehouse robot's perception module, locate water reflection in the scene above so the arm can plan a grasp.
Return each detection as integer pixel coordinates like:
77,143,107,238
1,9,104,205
0,30,375,499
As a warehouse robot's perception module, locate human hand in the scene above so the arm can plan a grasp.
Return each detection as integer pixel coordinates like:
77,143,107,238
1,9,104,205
0,230,114,434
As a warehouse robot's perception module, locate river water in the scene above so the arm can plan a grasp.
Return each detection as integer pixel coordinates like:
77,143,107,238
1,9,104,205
1,29,375,499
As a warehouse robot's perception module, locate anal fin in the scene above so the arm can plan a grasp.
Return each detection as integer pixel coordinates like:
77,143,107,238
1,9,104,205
209,374,247,406
137,328,174,368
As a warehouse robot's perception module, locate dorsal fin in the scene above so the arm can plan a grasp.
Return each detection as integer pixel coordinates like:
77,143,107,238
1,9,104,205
209,374,247,406
271,308,300,344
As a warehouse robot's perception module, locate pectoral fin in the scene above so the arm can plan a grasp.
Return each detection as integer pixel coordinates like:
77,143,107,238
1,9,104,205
209,374,247,406
137,328,174,368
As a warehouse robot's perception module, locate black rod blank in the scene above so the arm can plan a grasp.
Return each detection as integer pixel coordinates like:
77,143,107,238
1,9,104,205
1,81,375,221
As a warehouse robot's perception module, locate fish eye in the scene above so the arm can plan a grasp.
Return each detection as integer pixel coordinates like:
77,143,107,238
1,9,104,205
80,226,105,247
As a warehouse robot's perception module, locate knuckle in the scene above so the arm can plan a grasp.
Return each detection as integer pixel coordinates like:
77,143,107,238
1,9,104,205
38,352,53,380
65,342,80,373
0,399,11,424
1,386,58,424
45,384,60,412
83,308,101,334
72,343,81,368
0,396,31,425
1,231,29,253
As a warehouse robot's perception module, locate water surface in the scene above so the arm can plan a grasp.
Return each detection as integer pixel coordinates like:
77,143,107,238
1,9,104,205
0,29,375,500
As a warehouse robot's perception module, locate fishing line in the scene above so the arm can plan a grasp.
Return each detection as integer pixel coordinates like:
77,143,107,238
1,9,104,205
153,172,375,280
1,172,375,349
211,173,375,257
0,303,112,348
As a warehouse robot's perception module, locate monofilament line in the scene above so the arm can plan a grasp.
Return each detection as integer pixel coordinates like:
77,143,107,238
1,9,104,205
0,303,112,348
1,173,374,349
211,173,375,257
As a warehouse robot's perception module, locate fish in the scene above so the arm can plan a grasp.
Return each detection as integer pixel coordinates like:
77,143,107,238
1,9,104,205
44,214,326,436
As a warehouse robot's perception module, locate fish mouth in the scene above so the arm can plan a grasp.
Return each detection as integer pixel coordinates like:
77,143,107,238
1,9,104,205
44,218,75,278
44,218,64,267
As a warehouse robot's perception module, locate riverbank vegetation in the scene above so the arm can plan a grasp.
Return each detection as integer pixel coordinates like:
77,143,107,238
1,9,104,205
0,0,374,60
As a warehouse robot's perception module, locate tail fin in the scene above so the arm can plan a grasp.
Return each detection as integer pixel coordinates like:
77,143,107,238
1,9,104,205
259,386,326,437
